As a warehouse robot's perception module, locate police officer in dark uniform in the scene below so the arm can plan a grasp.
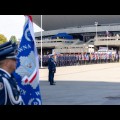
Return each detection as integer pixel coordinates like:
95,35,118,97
0,41,23,105
48,54,56,85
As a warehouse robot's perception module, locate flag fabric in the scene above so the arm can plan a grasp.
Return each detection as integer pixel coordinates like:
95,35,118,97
13,15,42,105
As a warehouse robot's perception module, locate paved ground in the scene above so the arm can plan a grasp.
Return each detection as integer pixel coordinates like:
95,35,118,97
39,62,120,105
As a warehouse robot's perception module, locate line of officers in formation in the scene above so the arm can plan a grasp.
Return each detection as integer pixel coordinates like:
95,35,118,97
39,52,119,67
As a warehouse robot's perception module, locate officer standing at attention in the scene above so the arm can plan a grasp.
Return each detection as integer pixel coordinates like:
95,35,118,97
48,54,56,85
0,41,23,105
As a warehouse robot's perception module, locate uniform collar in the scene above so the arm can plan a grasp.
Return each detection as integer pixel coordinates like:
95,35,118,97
0,68,11,77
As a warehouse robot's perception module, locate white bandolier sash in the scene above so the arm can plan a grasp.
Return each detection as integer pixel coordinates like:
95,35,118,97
2,77,23,105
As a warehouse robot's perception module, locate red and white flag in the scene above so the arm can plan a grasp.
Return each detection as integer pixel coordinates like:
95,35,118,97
14,15,42,105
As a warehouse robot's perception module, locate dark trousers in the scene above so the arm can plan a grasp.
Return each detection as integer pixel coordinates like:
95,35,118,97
48,71,55,84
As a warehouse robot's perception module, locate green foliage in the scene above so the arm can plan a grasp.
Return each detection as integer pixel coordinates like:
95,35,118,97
9,35,18,43
0,34,7,44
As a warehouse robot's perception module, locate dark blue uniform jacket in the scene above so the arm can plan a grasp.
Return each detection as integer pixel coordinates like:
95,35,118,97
48,58,56,72
0,69,23,105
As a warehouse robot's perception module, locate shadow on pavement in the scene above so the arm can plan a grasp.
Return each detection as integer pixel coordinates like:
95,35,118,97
39,80,120,105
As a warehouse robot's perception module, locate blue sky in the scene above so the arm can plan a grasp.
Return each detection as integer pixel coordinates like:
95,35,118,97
0,15,42,40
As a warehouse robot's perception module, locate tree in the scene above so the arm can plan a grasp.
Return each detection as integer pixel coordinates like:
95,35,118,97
0,34,7,44
10,35,18,43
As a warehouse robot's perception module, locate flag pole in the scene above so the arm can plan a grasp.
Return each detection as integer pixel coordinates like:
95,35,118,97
95,22,98,41
106,30,108,52
40,15,43,68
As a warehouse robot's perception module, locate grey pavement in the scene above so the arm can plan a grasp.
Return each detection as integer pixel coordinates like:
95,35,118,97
39,62,120,105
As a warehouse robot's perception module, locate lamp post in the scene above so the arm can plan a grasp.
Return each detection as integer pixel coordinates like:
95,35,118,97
40,15,43,68
95,22,98,41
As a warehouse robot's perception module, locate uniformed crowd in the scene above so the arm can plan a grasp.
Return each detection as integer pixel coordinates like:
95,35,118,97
39,52,119,67
0,40,119,105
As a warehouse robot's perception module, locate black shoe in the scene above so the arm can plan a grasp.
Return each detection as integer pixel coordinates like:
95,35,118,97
50,83,56,85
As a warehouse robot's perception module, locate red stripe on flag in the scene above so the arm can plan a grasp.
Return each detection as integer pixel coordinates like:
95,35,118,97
24,15,33,22
29,71,37,83
28,15,33,22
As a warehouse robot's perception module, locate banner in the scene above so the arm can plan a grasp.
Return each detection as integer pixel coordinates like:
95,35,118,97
14,15,42,105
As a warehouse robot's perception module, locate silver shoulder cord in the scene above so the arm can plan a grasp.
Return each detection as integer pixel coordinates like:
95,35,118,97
2,77,23,105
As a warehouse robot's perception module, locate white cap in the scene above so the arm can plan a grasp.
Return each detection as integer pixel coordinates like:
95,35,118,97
49,54,55,57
